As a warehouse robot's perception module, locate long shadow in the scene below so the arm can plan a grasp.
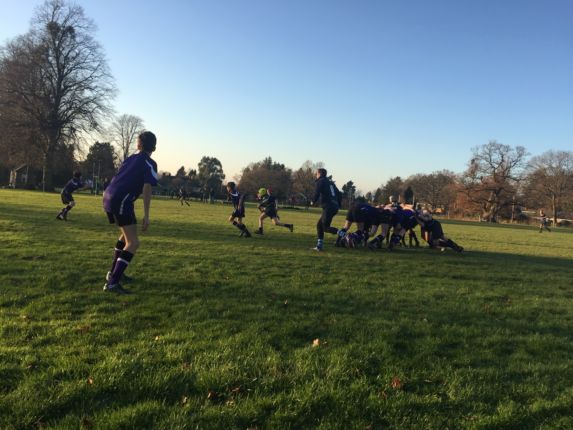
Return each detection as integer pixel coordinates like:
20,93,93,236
2,198,573,427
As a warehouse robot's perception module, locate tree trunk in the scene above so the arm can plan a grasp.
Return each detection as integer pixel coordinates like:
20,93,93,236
552,194,558,227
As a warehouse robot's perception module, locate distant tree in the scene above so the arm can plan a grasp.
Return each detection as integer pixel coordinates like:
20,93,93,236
81,141,116,189
460,141,528,222
373,187,383,205
0,0,115,190
523,150,573,225
197,156,225,197
341,180,356,207
405,170,456,211
110,114,144,162
291,160,323,202
175,166,187,177
239,157,292,200
382,176,404,204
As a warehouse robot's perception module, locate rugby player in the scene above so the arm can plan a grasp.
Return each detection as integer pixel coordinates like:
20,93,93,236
102,131,158,294
255,188,294,235
226,182,251,237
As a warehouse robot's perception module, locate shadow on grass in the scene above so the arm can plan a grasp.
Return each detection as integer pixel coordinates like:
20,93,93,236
2,198,573,428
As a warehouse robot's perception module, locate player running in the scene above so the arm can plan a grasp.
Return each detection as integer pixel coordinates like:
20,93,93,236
102,131,158,294
56,171,91,221
226,182,251,237
255,188,294,235
310,168,341,251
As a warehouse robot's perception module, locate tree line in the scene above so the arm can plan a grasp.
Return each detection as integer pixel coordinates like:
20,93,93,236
1,1,572,225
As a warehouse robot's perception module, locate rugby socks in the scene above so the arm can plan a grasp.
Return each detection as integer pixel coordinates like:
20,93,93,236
109,250,133,285
335,229,347,246
439,238,462,252
316,239,324,249
110,240,126,273
62,205,73,215
369,235,384,246
233,221,251,237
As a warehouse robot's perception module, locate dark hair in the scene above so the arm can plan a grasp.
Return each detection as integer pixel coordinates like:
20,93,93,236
139,131,157,152
226,182,236,190
317,168,327,177
73,171,82,178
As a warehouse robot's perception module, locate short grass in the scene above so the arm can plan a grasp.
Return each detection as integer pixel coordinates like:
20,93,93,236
1,189,572,429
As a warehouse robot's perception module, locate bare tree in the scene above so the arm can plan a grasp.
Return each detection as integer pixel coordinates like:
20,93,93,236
381,176,404,204
460,141,528,222
523,150,573,225
0,0,116,189
405,170,456,211
239,157,292,200
291,160,324,202
110,114,144,162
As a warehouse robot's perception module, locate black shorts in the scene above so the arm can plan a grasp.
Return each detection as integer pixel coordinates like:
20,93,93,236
61,192,73,205
429,221,444,240
264,208,278,218
106,211,137,227
232,208,245,218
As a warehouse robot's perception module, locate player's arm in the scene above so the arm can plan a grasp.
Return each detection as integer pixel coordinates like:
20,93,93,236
311,180,321,205
142,183,152,231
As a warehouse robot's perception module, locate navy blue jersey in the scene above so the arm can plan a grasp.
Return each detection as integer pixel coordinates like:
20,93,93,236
229,191,245,211
376,208,393,225
421,219,444,242
347,203,379,225
258,194,276,210
312,177,339,208
401,208,418,230
62,178,84,195
103,152,158,213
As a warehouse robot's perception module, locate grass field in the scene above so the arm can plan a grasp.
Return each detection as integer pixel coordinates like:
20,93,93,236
1,189,572,429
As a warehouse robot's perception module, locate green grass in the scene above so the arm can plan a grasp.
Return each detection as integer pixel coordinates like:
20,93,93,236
1,189,572,429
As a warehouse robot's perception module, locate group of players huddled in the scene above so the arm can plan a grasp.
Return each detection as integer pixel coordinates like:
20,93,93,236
55,133,462,294
224,168,463,254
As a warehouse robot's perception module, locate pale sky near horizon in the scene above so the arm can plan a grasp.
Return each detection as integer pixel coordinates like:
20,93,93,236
1,0,572,192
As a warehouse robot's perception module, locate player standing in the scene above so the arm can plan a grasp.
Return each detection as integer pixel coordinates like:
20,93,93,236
102,131,158,294
56,171,91,221
539,210,551,233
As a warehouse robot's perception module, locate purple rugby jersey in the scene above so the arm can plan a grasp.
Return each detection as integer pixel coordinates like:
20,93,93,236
62,178,84,195
103,152,158,214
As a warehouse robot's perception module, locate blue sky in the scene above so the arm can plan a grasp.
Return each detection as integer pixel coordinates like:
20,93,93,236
1,0,572,192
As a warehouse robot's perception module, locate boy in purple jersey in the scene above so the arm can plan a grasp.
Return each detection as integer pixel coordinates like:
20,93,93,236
56,171,91,220
226,182,251,237
102,131,158,294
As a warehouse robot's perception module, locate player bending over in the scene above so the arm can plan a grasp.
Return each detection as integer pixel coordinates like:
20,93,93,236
416,210,463,253
255,188,294,235
226,182,251,237
102,131,158,294
336,202,380,247
56,171,91,221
